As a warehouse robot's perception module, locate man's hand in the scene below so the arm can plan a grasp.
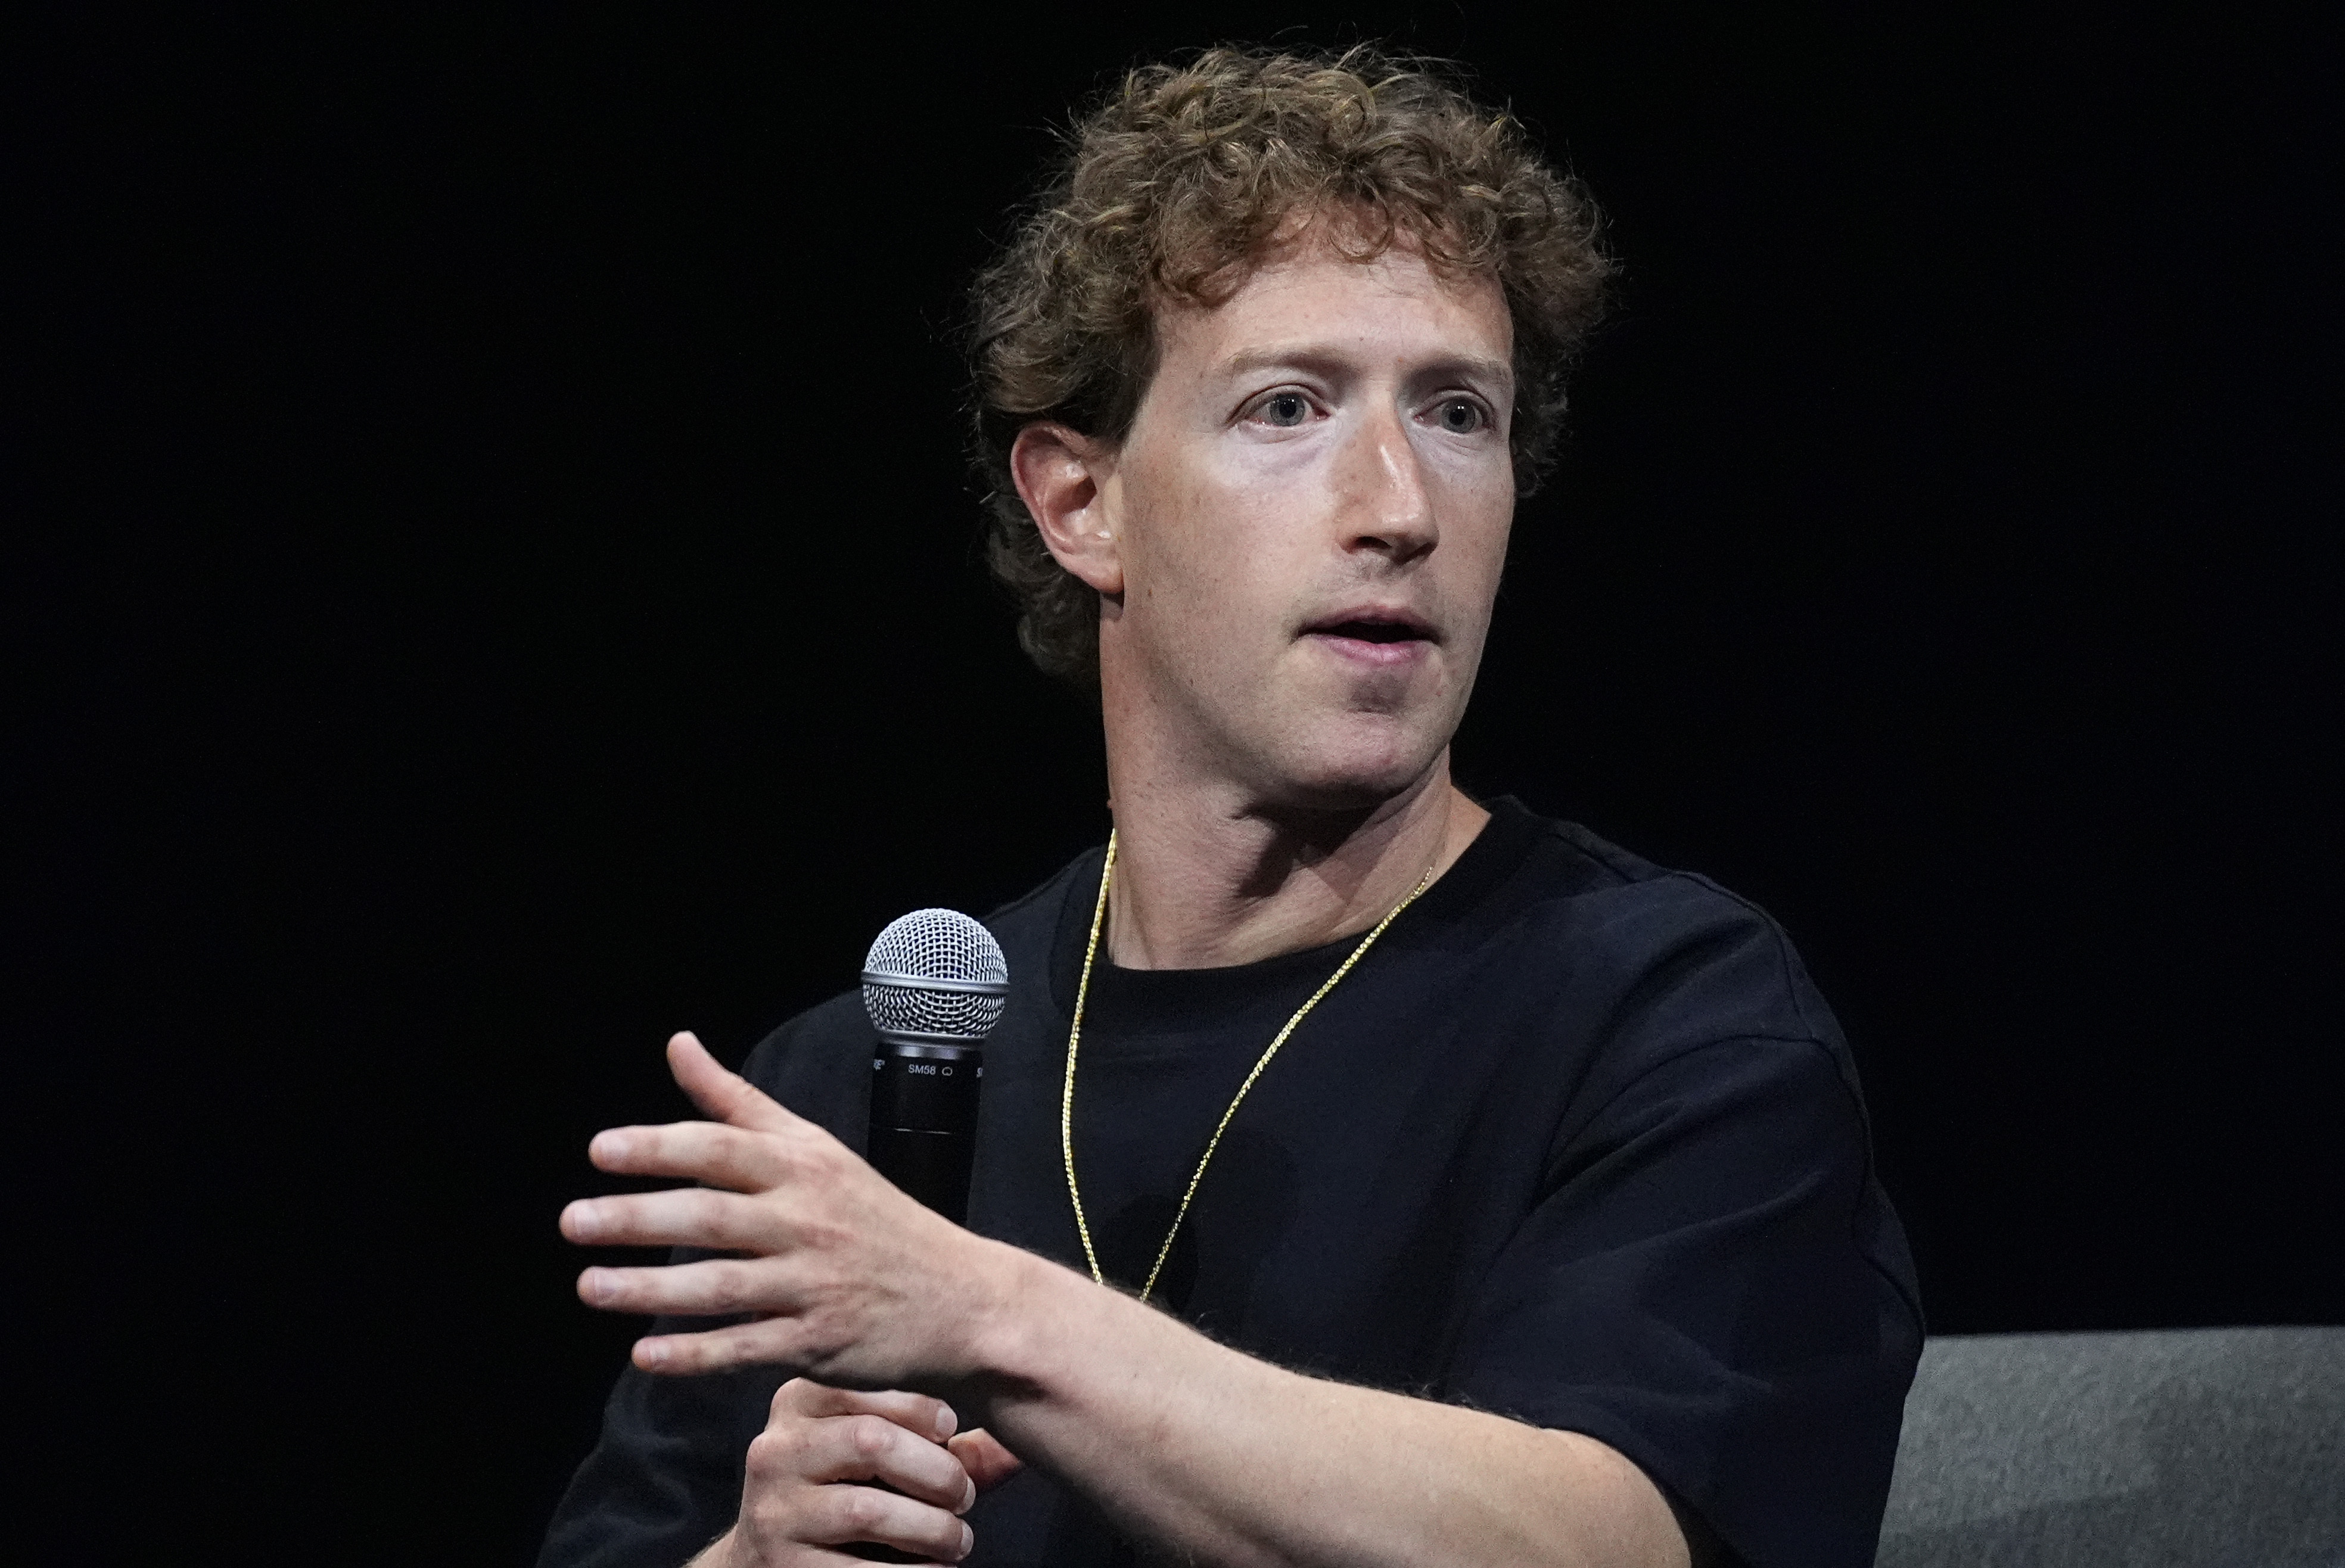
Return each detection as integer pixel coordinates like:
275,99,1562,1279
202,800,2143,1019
692,1380,1025,1567
564,1034,1693,1568
559,1032,1013,1386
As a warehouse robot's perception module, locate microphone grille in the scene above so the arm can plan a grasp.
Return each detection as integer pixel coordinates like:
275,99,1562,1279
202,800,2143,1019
861,908,1009,1042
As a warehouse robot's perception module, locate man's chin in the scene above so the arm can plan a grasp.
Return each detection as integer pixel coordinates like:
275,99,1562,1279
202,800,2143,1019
1242,733,1449,816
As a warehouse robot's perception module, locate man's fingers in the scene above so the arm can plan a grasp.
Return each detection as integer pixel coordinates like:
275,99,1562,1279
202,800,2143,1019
585,1120,787,1191
775,1379,962,1443
563,1186,780,1253
947,1428,1026,1493
792,1411,974,1511
796,1484,974,1562
630,1312,815,1376
575,1253,800,1317
668,1031,799,1135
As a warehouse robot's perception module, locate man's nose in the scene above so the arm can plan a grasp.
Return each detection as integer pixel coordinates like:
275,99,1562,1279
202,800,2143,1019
1338,407,1438,565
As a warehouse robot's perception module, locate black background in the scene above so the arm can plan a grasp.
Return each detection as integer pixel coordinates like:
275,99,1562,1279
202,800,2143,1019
13,3,2336,1561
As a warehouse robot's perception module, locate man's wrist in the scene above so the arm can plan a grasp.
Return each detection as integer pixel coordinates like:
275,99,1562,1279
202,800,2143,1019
949,1238,1090,1408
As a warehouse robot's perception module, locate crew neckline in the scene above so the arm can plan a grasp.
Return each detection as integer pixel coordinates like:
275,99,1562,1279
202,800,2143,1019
1043,795,1541,1021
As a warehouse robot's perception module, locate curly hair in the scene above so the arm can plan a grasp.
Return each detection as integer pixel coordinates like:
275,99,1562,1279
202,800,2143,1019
968,44,1613,686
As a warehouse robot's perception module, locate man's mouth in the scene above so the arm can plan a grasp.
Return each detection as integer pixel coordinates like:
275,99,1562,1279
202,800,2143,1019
1302,609,1438,665
1318,620,1423,642
1304,608,1436,640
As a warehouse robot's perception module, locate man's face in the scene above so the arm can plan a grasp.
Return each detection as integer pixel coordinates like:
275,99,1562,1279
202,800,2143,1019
1096,231,1516,811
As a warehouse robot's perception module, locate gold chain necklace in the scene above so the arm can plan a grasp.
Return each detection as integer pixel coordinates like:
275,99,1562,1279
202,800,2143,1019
1059,829,1435,1301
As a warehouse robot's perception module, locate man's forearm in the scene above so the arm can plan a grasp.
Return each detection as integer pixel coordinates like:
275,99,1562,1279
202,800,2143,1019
962,1249,1692,1568
559,1044,1698,1566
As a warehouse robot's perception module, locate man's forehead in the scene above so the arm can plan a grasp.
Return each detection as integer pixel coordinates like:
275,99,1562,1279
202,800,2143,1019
1156,241,1514,381
1209,342,1515,387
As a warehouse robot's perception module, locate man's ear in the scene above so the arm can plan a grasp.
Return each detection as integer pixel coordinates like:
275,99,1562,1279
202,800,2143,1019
1009,423,1123,596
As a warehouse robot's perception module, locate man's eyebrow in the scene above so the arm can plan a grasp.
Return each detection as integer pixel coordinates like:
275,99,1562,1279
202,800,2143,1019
1213,346,1516,389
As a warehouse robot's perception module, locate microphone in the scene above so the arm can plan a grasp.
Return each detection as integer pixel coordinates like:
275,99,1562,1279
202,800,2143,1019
860,909,1007,1225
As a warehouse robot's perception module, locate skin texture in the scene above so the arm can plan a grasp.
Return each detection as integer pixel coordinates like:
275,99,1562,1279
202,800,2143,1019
566,231,1703,1567
1018,221,1509,969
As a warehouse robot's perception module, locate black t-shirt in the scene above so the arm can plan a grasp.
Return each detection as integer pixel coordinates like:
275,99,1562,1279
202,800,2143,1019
540,800,1923,1568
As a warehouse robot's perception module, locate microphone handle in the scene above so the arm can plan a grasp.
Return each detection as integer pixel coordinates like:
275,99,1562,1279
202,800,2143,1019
867,1041,981,1226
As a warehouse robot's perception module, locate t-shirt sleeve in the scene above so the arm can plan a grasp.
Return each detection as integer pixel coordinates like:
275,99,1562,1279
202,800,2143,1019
536,1337,782,1568
1442,1035,1922,1568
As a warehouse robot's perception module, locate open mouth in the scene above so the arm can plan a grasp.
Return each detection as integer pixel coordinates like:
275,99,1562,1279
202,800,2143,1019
1304,609,1436,643
1302,611,1437,666
1316,620,1427,644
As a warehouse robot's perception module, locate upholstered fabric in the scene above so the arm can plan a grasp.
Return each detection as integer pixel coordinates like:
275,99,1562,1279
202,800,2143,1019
1879,1327,2344,1567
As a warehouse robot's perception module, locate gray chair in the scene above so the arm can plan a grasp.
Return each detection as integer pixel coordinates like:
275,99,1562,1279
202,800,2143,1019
1878,1327,2344,1567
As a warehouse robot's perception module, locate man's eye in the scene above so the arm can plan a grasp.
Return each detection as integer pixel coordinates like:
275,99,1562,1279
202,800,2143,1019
1435,398,1488,434
1255,391,1311,427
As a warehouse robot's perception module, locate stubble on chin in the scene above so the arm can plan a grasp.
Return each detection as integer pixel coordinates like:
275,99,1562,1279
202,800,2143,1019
1233,692,1455,815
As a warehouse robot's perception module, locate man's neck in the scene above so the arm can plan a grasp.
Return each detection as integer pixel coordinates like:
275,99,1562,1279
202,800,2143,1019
1099,757,1487,971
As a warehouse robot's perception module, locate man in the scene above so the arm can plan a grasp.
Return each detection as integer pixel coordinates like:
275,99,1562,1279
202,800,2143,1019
542,46,1920,1568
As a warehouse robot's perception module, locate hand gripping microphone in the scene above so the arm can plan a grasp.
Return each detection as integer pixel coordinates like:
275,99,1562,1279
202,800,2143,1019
860,909,1007,1226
